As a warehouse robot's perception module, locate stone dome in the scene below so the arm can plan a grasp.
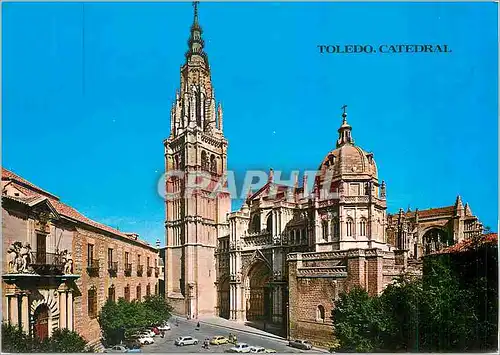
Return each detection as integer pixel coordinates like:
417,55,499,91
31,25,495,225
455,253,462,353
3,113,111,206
317,110,378,180
318,144,378,179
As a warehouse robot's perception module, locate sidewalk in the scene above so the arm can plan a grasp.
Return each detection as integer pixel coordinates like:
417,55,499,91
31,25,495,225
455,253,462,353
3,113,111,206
197,316,286,342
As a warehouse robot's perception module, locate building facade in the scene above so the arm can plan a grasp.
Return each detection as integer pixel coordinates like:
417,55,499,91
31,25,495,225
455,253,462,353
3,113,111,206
387,197,483,258
163,3,230,318
2,168,161,348
163,4,486,346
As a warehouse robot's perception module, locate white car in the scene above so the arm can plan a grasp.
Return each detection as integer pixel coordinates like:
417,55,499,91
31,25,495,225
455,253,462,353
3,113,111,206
104,345,129,353
249,346,266,353
138,334,154,345
174,336,199,346
158,323,171,331
142,329,155,337
230,343,251,353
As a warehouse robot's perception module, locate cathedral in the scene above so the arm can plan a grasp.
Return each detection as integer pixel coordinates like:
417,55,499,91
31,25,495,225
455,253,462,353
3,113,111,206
163,4,484,345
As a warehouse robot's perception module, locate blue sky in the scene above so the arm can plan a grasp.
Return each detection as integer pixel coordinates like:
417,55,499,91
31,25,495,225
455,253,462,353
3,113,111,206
3,2,498,245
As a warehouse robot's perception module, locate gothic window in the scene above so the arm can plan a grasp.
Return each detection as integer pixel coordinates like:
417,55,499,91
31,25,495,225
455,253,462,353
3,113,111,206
210,154,217,173
316,305,325,322
266,213,273,233
201,151,208,171
332,219,339,239
359,218,367,237
174,155,180,170
346,218,354,237
322,220,328,241
250,214,260,233
146,284,151,297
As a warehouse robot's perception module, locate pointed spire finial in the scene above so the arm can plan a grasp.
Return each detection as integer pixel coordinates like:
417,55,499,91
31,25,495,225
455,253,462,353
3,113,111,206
185,1,208,66
193,1,199,22
336,104,354,148
341,104,348,119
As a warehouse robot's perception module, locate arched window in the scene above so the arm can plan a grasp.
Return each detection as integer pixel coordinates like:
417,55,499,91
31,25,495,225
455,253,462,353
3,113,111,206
210,155,217,173
332,219,340,239
266,213,273,233
316,305,325,322
346,218,354,237
201,151,208,171
359,218,367,237
251,214,260,233
174,155,180,170
322,220,328,241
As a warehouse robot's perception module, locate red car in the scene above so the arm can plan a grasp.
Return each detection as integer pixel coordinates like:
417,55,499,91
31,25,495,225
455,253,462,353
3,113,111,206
151,327,160,335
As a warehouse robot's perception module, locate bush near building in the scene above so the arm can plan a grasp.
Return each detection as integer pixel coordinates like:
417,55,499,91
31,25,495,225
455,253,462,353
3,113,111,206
1,323,93,353
332,233,498,352
98,294,173,345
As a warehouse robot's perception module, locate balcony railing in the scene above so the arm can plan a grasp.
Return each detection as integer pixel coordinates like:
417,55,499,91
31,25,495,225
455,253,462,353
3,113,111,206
147,266,153,277
155,267,159,277
124,264,132,276
87,259,100,276
30,251,65,274
137,265,144,276
108,261,118,275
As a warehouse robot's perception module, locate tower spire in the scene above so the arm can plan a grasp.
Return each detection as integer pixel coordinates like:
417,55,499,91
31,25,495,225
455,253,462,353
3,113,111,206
185,1,208,67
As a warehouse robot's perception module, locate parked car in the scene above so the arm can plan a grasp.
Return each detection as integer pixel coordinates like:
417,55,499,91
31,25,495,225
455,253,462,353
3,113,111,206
151,327,160,335
104,345,129,353
138,334,155,345
249,346,266,353
124,341,142,353
142,329,155,337
288,339,312,350
229,342,251,353
210,336,229,345
264,349,276,353
174,336,199,346
158,323,171,331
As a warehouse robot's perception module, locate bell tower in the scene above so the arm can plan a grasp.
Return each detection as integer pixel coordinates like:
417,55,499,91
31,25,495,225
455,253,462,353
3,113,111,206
164,2,230,318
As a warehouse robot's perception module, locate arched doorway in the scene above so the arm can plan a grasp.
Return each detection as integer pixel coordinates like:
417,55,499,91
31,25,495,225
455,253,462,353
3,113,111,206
246,261,271,321
218,277,230,319
423,228,451,254
33,304,50,340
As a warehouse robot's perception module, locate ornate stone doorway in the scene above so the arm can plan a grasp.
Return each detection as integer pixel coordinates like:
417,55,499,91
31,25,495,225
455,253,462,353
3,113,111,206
246,261,271,321
218,277,230,319
33,304,49,340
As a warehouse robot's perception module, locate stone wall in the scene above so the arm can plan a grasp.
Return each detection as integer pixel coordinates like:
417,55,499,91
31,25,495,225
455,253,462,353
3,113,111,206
73,228,160,344
288,248,407,347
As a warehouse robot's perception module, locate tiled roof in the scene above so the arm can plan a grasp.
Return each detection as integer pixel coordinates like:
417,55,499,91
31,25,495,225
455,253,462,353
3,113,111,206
433,233,498,255
2,168,154,249
2,168,59,199
404,206,455,218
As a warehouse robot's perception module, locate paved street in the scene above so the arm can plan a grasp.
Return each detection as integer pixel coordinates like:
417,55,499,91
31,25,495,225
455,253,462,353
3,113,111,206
145,316,325,353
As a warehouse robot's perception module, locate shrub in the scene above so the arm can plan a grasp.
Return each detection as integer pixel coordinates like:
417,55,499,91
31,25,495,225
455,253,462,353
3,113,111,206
1,322,90,353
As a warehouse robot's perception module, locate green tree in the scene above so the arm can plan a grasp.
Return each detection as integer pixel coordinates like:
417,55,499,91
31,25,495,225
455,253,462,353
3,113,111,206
380,274,422,352
98,296,173,345
332,287,388,352
143,294,173,325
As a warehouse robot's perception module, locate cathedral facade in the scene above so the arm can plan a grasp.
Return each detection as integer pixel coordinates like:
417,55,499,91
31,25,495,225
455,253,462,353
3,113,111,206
163,4,484,345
